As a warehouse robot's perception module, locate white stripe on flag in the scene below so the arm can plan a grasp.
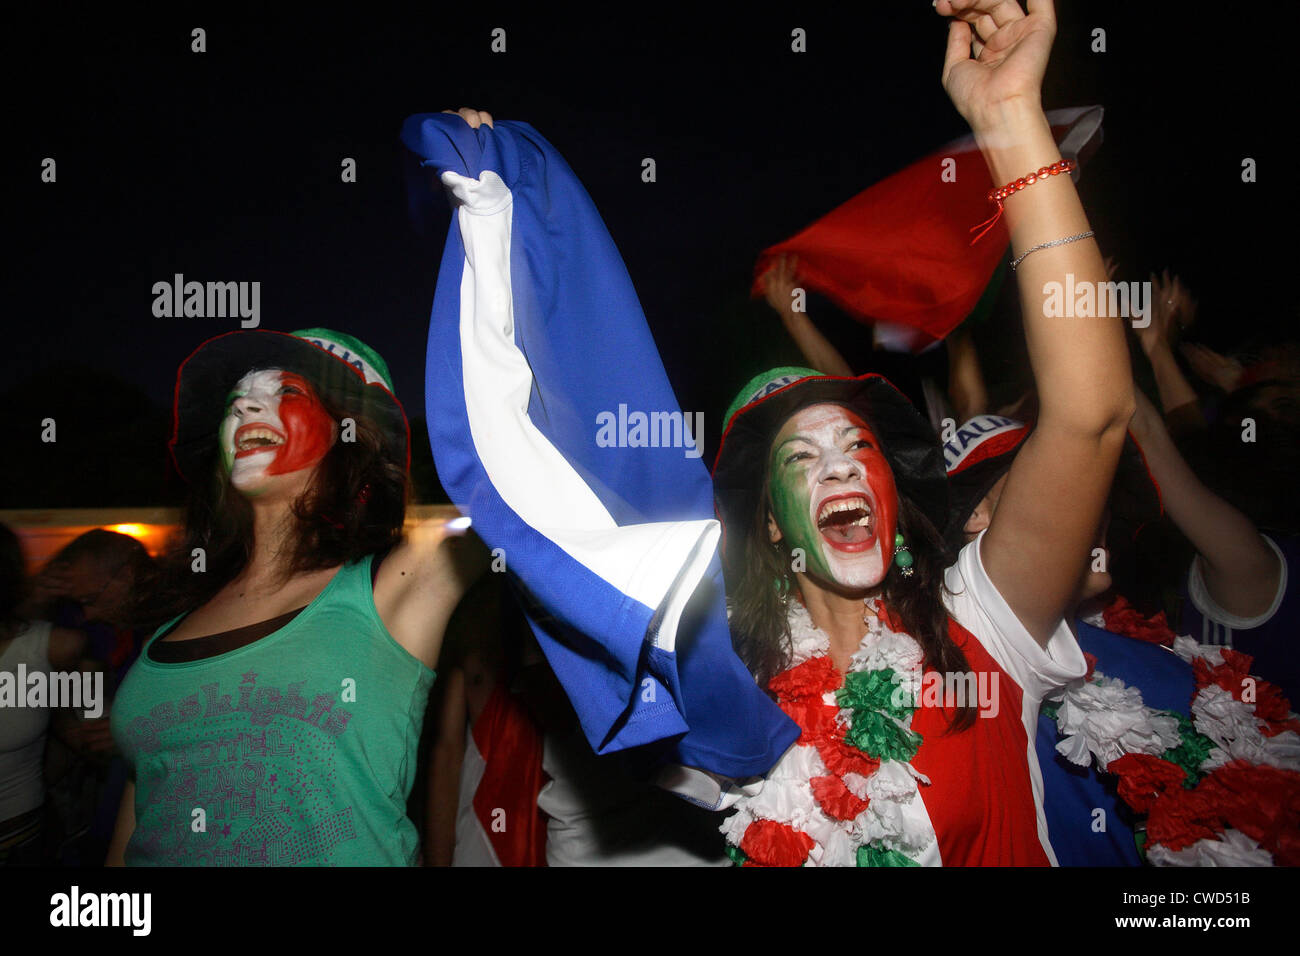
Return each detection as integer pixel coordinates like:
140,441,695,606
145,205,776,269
445,169,719,652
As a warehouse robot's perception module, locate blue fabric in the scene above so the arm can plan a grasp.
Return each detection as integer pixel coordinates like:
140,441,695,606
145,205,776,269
402,113,797,777
1038,619,1195,866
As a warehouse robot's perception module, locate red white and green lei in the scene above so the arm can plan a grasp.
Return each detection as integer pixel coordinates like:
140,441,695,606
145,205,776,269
1044,604,1300,866
721,599,936,867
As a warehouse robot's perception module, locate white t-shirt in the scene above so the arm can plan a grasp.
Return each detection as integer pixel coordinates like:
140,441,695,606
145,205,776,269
0,620,52,821
940,530,1089,863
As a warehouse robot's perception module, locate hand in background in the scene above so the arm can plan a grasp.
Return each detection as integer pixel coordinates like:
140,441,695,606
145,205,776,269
1181,342,1244,394
1137,269,1196,357
761,254,801,317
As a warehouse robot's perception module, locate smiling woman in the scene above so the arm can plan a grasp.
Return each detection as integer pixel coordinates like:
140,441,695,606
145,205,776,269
105,328,487,867
714,368,1094,867
221,370,336,485
706,0,1137,867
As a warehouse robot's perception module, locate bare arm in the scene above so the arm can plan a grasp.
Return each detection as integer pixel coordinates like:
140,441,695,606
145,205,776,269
425,667,468,866
1129,388,1280,618
105,779,134,866
373,521,490,669
761,254,853,377
947,328,989,421
939,0,1135,644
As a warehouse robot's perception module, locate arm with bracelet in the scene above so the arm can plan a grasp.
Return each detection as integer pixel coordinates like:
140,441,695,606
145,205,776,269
937,0,1136,644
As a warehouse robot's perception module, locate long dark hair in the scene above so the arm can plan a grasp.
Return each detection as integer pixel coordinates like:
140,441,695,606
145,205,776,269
146,386,406,625
725,412,978,733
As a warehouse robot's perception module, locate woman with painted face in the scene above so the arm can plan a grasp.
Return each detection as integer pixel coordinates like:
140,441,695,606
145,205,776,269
712,0,1136,866
105,328,486,866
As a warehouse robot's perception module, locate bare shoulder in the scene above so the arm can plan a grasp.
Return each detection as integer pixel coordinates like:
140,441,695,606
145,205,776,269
377,518,489,595
372,517,490,667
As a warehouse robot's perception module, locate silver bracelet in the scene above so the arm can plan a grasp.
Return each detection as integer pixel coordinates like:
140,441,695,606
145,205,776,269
1009,230,1095,271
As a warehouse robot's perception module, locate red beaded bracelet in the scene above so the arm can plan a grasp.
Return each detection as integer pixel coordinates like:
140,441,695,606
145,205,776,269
970,159,1076,245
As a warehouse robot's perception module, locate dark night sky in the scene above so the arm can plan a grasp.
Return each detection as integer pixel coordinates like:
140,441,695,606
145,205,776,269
7,5,1291,506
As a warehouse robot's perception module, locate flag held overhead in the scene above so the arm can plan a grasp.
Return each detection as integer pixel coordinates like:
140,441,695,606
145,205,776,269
401,112,798,789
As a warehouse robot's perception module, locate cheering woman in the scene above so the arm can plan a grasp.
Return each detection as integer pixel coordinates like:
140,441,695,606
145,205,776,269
712,0,1136,865
106,328,485,865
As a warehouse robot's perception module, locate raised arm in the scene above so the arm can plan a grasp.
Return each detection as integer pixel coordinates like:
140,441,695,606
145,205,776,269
1136,269,1205,424
947,328,989,421
1129,387,1280,618
761,254,854,377
373,519,490,669
937,0,1135,644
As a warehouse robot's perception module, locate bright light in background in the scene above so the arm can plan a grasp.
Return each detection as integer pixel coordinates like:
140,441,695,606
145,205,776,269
103,523,175,557
444,516,472,533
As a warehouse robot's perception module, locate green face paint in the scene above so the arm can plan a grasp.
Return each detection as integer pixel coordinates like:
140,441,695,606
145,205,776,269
766,404,898,593
219,386,245,475
768,441,835,581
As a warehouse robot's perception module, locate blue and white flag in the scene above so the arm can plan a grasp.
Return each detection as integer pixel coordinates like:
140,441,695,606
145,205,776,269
401,113,797,793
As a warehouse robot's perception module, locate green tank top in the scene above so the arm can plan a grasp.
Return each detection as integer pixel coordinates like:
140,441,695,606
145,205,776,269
111,555,435,866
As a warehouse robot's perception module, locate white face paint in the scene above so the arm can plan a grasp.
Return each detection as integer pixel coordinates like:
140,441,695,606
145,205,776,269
218,368,334,495
768,404,899,592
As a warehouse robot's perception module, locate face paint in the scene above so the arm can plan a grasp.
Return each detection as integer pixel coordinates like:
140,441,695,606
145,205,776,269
219,369,335,493
767,404,899,591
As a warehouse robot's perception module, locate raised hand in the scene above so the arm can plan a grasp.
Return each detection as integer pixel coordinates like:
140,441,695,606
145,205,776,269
1138,269,1198,357
761,254,801,316
936,0,1056,133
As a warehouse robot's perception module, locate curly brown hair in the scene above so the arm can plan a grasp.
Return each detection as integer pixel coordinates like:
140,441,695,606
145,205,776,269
724,405,978,733
145,387,407,626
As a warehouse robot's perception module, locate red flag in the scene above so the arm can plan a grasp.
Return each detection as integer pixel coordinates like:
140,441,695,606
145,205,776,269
470,680,549,866
753,107,1104,350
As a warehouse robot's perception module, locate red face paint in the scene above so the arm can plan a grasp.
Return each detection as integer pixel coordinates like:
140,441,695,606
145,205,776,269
845,416,898,559
769,405,901,590
266,372,335,475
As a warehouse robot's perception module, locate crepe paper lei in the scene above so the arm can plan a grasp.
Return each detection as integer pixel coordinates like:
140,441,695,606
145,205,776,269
721,599,935,867
1099,595,1177,647
1044,634,1300,866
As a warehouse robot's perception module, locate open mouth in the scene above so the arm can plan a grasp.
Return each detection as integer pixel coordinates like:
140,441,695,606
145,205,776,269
815,495,875,551
234,424,285,456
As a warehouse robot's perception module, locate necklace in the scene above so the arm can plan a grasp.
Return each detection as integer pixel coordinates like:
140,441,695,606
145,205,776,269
721,597,935,867
1046,633,1300,865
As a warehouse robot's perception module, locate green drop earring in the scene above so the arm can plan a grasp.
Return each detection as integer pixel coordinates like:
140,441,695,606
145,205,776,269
893,531,914,578
773,542,793,601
